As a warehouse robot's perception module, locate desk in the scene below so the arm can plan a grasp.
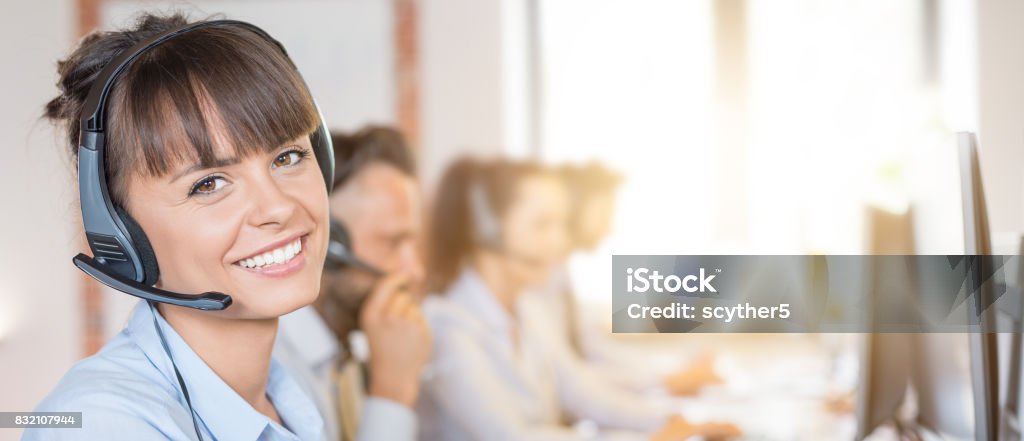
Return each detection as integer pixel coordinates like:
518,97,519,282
604,332,973,440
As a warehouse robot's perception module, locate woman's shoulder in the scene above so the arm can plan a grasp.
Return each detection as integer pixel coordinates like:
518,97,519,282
34,331,178,415
422,294,482,332
24,331,195,440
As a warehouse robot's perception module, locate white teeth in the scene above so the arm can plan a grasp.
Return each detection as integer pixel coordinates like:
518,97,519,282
236,237,303,269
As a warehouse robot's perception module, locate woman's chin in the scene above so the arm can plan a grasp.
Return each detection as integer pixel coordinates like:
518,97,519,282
225,277,320,318
239,293,317,319
227,251,321,302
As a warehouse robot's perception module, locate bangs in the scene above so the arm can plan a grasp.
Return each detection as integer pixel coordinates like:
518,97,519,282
107,24,319,191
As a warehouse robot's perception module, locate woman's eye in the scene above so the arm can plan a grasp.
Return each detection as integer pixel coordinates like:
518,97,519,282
189,176,227,196
272,149,308,168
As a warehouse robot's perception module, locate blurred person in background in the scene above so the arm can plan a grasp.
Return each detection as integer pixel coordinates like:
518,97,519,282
417,157,739,441
548,162,723,396
275,127,430,441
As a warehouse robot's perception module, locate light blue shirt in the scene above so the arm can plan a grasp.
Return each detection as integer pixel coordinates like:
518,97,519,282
417,268,667,441
23,301,324,441
275,306,417,441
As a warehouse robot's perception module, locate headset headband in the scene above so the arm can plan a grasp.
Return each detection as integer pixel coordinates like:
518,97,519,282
80,20,283,133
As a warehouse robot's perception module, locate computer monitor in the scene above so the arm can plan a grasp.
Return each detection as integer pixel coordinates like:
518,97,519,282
958,131,1000,441
998,285,1022,440
999,237,1023,438
855,132,1002,441
855,206,932,440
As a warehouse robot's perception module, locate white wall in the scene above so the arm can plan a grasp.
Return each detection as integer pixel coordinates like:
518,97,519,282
977,0,1024,235
0,1,78,440
103,0,396,131
418,0,531,191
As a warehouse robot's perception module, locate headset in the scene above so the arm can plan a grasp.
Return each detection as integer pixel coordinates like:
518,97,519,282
72,19,335,312
326,218,383,276
468,182,504,251
467,175,550,268
70,19,334,441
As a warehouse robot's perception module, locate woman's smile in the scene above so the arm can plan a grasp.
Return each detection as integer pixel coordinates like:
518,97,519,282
232,233,311,278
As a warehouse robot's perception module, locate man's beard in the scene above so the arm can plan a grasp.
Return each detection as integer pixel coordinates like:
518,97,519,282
316,269,374,343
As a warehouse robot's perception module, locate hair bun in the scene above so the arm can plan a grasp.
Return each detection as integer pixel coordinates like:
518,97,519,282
43,13,191,160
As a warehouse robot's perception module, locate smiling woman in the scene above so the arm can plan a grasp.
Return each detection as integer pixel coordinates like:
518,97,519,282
24,12,332,441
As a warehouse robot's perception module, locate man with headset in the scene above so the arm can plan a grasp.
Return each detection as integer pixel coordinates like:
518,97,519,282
275,126,430,441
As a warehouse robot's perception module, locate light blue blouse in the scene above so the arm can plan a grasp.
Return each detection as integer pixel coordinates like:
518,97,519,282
417,268,667,441
23,301,323,441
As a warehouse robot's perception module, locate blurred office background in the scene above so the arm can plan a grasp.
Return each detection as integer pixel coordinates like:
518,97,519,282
1,0,1023,440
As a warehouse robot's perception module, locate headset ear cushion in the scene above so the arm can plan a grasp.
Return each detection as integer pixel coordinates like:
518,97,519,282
114,206,161,286
312,122,335,193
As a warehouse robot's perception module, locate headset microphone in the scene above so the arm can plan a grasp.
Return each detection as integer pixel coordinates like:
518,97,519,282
326,218,384,276
73,254,231,310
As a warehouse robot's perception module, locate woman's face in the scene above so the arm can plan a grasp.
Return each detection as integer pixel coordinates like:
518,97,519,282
497,174,570,287
125,133,329,320
574,193,616,250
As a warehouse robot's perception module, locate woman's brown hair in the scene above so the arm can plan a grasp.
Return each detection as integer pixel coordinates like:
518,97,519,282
426,156,550,293
44,12,320,208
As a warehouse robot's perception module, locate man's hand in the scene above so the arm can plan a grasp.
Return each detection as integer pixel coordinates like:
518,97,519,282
651,415,742,441
360,273,433,407
663,353,723,396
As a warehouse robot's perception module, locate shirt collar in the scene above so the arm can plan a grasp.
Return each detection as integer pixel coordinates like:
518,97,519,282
277,305,342,369
126,301,324,441
446,267,515,332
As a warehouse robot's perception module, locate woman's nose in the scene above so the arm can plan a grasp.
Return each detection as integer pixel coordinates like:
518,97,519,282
248,176,298,229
